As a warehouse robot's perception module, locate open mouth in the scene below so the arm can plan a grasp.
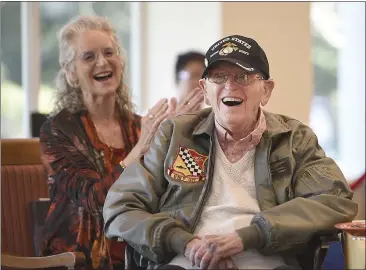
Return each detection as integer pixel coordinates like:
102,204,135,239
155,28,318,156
221,97,243,106
93,71,113,82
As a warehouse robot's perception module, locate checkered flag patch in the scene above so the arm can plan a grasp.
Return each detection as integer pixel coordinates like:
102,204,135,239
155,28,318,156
179,147,202,176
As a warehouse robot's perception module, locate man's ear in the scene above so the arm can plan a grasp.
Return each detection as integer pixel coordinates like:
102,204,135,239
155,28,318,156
199,79,211,106
198,79,206,93
261,79,275,106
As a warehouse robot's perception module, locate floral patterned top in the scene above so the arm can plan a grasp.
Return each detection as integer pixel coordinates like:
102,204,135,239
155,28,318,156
39,108,141,269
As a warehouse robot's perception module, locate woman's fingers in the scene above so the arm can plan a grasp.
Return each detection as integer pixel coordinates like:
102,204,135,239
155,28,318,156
151,110,169,131
177,88,200,108
179,90,204,112
142,99,169,130
147,98,168,117
186,90,204,109
151,103,169,123
182,87,202,103
168,97,178,115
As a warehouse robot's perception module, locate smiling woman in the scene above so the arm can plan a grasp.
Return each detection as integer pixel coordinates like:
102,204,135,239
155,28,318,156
38,15,172,270
38,15,202,270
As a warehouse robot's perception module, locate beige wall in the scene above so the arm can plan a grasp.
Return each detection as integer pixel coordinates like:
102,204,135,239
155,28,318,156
140,2,313,124
139,2,221,115
222,2,312,124
353,180,365,220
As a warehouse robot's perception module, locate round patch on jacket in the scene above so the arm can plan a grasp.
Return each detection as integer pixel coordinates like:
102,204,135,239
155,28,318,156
167,146,208,182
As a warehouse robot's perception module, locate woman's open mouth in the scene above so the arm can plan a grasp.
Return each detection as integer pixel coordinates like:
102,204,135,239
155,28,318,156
93,71,113,82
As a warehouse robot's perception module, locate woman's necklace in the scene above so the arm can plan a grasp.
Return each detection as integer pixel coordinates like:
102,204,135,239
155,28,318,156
93,121,119,160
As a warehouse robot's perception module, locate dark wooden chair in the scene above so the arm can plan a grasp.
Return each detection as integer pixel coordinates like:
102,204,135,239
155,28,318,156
28,199,52,256
1,139,86,269
1,138,48,256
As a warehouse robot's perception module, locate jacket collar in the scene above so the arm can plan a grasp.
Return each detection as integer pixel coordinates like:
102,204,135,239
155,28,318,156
193,108,291,138
262,110,291,138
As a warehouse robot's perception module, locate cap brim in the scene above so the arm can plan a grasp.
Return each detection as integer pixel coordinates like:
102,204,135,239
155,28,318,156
201,58,257,78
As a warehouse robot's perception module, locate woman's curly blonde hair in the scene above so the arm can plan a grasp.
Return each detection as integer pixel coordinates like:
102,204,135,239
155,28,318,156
51,15,135,117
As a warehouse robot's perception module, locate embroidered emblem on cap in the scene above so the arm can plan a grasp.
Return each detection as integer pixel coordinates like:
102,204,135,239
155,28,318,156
219,42,239,56
167,146,208,182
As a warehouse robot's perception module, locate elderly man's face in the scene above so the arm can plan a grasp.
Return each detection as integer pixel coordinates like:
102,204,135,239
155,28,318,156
199,62,274,130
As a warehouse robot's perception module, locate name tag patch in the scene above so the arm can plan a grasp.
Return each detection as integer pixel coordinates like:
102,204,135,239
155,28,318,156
270,157,291,179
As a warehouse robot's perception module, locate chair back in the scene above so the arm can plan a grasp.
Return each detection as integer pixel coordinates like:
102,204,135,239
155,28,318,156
1,138,49,256
29,199,51,256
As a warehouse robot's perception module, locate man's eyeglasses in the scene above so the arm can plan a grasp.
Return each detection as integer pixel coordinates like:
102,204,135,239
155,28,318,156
206,71,264,86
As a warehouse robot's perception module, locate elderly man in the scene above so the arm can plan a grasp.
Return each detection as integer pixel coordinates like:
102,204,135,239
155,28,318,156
103,35,357,270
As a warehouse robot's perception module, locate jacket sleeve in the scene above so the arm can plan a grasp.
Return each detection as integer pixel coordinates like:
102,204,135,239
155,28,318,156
40,118,124,217
103,122,195,264
249,126,358,254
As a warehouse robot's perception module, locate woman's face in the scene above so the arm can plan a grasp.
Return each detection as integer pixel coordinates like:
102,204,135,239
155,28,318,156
72,30,122,98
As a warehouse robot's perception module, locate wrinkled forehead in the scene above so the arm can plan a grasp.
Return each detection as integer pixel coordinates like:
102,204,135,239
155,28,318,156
74,30,115,52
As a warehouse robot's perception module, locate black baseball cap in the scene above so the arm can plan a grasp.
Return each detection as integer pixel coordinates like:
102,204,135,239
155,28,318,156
202,35,270,80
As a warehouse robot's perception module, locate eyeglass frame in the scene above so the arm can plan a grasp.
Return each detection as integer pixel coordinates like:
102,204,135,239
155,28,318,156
76,47,121,64
205,70,266,86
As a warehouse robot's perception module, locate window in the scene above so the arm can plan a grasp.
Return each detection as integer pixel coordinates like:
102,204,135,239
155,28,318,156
1,2,23,138
39,2,133,114
310,2,365,180
1,2,135,138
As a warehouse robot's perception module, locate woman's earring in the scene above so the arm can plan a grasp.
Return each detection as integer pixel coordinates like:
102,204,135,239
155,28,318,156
71,79,80,89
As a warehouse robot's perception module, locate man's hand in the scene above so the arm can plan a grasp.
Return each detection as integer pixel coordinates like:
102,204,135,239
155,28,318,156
184,232,243,269
217,257,238,269
199,232,244,269
203,231,244,256
184,237,205,265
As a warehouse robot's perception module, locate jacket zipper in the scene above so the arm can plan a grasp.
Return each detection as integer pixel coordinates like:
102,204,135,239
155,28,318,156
189,136,215,232
266,139,273,188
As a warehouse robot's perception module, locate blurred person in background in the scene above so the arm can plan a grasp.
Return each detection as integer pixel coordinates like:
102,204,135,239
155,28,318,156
175,51,207,111
39,15,202,270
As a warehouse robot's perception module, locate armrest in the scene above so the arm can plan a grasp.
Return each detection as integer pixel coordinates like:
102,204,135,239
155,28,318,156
319,232,341,249
313,232,340,270
1,252,86,269
296,232,340,270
